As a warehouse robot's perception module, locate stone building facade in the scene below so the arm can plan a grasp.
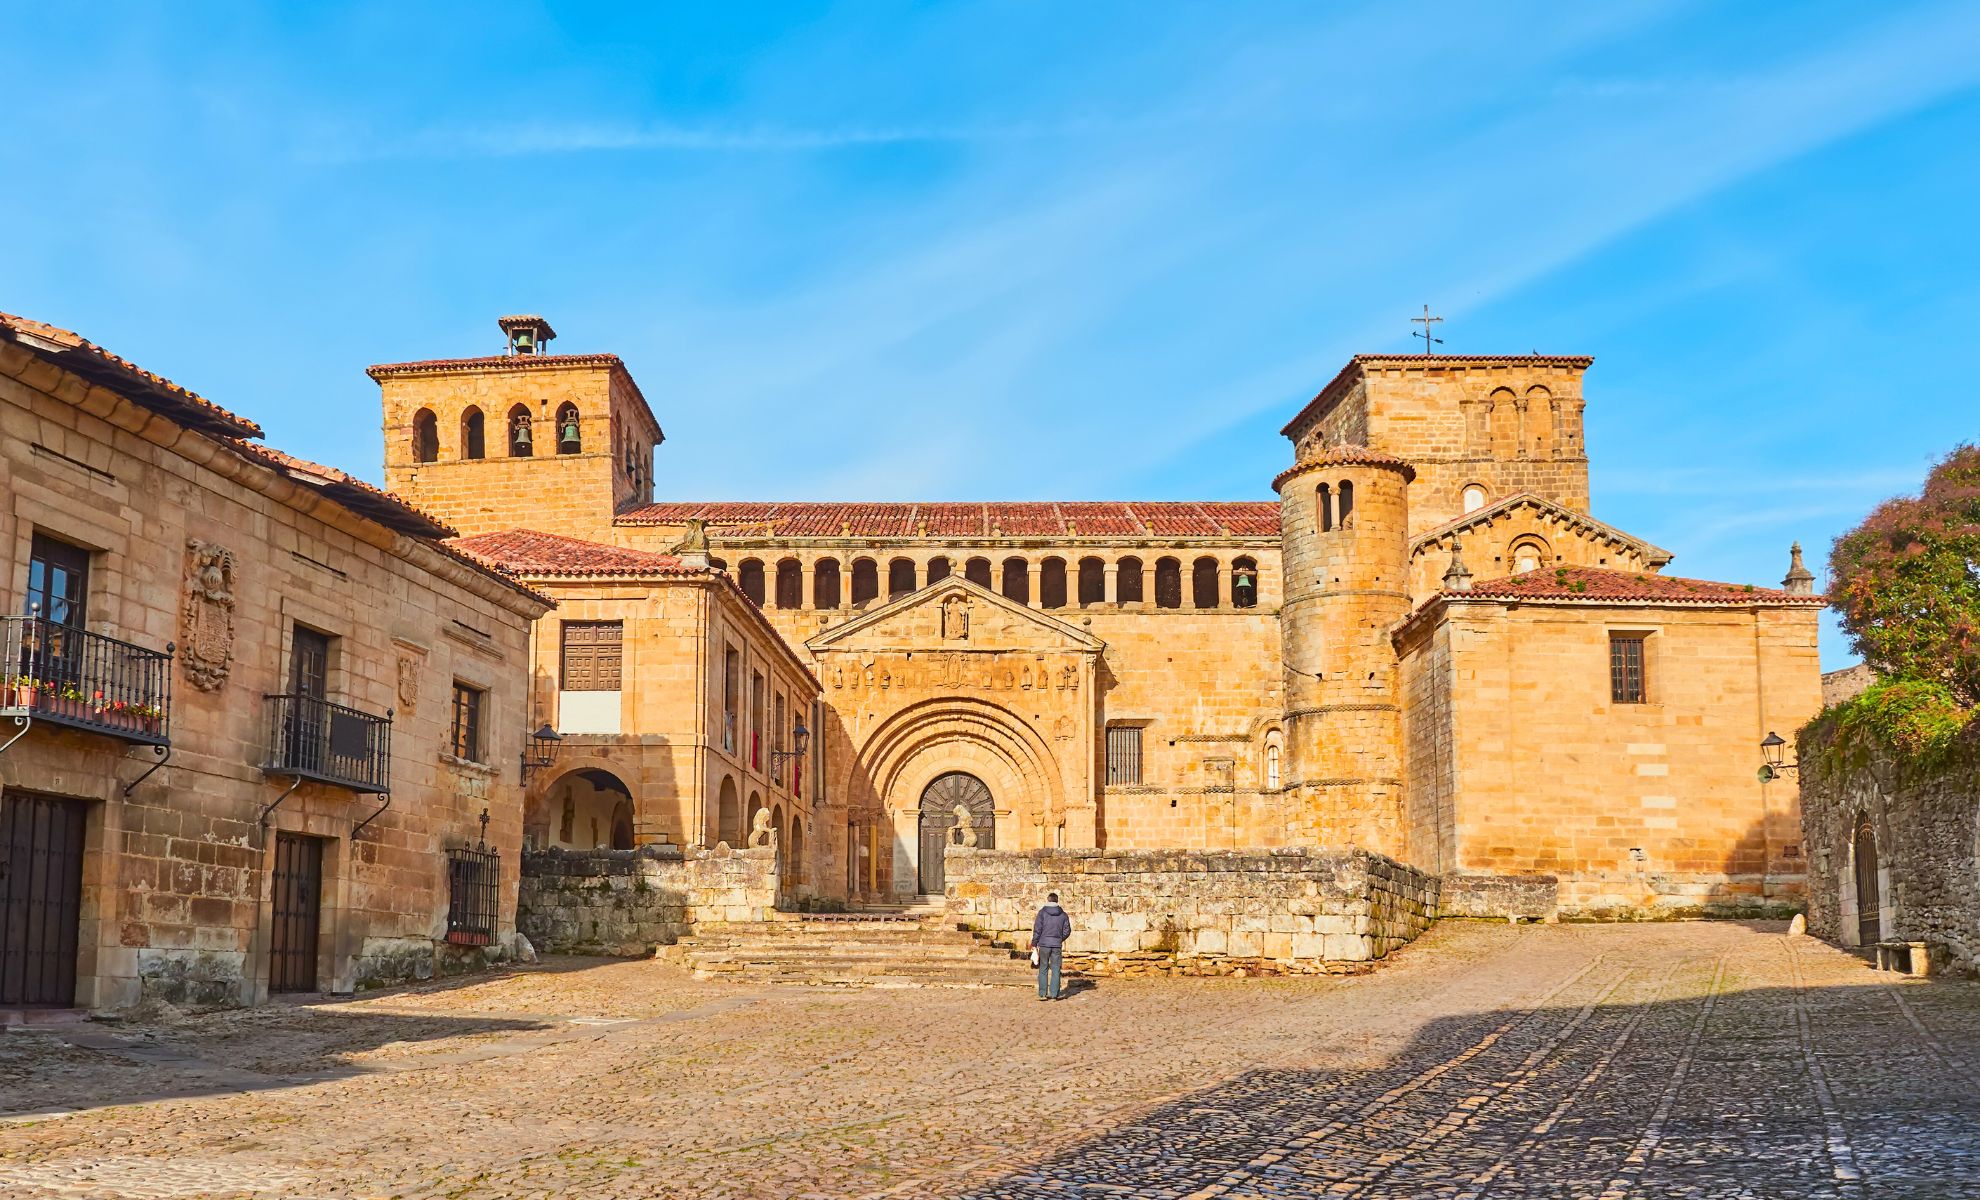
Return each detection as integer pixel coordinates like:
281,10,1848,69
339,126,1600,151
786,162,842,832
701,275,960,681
377,322,1828,919
1,312,547,1010
444,528,823,901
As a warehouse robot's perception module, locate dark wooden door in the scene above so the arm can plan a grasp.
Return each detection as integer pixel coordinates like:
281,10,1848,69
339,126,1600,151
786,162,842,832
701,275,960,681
0,791,88,1007
269,834,323,993
290,626,330,698
1853,815,1881,947
24,534,91,691
917,772,994,895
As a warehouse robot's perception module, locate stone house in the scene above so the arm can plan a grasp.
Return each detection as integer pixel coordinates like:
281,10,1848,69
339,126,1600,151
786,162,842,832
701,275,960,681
444,528,823,900
0,311,548,1011
375,320,1827,920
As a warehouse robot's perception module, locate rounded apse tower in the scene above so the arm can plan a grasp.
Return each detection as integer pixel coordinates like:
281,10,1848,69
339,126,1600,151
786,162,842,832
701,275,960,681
1273,444,1415,855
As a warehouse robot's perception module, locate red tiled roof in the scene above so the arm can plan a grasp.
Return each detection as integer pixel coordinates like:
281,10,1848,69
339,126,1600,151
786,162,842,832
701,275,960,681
616,501,1283,539
0,311,264,438
227,440,455,539
448,529,703,577
1272,444,1418,490
1457,567,1826,605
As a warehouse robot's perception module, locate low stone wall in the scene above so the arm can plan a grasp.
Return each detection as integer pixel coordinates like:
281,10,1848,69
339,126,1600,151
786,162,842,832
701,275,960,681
1440,873,1559,920
1798,728,1980,974
944,846,1438,977
518,843,778,956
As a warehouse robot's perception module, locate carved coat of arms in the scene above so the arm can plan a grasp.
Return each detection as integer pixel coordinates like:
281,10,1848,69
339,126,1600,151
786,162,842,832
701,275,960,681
180,540,237,692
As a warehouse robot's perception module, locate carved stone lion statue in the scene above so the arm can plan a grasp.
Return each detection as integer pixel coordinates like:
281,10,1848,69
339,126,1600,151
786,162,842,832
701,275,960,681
952,803,979,848
748,807,774,848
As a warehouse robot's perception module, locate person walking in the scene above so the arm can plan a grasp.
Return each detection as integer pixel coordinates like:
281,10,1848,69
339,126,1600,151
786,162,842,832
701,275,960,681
1031,892,1072,1001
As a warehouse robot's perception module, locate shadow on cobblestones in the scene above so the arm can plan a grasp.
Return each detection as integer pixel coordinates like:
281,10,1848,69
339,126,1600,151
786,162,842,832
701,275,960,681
957,963,1980,1199
1,1008,557,1117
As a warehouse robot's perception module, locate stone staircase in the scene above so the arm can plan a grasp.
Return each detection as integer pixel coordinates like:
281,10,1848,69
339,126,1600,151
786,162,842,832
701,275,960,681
663,898,1032,988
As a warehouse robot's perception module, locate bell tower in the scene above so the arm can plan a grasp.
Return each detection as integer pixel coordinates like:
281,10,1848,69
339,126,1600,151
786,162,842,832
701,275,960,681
372,316,664,540
1274,443,1415,857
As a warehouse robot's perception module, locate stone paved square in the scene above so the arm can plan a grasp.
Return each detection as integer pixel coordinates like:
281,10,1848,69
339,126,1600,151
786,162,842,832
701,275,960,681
2,921,1977,1199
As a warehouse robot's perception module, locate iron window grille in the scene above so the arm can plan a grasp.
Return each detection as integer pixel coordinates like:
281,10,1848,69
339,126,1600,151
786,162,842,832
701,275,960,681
1106,725,1144,786
2,614,173,747
445,844,499,946
1609,634,1648,705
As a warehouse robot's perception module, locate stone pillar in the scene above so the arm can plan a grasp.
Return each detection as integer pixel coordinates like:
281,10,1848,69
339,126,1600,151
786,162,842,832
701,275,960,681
1103,562,1119,604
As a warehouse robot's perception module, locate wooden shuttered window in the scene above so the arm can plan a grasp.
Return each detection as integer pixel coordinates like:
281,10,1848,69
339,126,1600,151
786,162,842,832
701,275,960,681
561,621,624,691
1105,725,1143,786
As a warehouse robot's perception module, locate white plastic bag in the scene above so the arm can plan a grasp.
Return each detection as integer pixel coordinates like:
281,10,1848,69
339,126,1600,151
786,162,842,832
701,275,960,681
1030,949,1040,967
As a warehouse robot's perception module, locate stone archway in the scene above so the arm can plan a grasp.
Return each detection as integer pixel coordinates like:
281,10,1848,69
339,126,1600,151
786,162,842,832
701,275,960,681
531,767,635,851
917,772,994,894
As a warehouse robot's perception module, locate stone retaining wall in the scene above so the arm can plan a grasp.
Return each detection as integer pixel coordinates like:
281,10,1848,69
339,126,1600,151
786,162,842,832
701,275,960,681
943,846,1438,977
1798,728,1979,974
518,843,778,956
1440,873,1559,920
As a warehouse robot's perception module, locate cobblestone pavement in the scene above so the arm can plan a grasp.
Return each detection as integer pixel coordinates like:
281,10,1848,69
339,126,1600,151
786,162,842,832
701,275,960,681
0,922,1975,1199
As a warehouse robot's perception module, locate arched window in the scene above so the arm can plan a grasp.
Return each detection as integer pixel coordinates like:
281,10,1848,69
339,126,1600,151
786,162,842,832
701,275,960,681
461,407,485,460
926,556,951,583
507,403,534,457
851,558,879,605
1462,484,1487,514
1266,742,1281,790
1001,557,1031,604
738,559,766,606
411,408,438,463
813,558,842,608
1511,539,1547,574
1040,558,1068,608
965,557,993,588
1337,480,1355,528
775,558,802,609
1077,557,1105,606
1317,483,1333,533
1232,556,1259,609
888,558,916,600
555,401,582,454
1192,557,1220,609
1117,556,1145,605
1154,557,1183,609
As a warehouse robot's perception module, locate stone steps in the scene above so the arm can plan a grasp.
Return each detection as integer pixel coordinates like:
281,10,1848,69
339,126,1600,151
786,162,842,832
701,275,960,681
668,913,1031,988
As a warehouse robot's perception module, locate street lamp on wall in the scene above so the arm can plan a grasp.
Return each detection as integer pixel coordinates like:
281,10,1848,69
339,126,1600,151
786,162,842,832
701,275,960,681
768,722,810,772
1759,731,1798,782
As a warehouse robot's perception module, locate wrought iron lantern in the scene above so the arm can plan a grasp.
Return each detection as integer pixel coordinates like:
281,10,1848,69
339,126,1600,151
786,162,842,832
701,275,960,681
1759,730,1798,781
768,723,810,771
521,723,563,779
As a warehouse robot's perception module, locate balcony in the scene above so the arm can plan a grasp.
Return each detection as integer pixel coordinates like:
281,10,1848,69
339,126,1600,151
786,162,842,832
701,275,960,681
1,615,173,747
262,693,392,794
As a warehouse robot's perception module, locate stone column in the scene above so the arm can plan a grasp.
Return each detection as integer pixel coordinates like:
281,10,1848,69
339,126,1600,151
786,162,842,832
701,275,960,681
1103,562,1119,605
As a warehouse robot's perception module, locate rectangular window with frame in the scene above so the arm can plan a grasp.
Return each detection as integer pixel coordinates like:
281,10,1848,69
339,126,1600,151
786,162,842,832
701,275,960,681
1106,725,1143,786
451,681,485,761
560,621,623,691
722,646,740,752
26,533,90,627
445,845,498,946
1609,634,1648,704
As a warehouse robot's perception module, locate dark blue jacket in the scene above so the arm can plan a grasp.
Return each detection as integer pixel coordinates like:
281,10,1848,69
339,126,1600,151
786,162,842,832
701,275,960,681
1032,903,1072,949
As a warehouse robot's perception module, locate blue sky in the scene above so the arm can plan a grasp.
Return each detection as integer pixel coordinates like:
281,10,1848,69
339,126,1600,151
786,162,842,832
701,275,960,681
6,2,1979,666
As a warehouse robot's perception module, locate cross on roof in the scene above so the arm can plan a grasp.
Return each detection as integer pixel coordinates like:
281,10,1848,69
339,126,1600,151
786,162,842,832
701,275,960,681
1411,304,1444,354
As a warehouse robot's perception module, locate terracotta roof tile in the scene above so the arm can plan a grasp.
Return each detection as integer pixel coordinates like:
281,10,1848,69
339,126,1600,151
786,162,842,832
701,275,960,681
226,440,457,540
1458,567,1825,605
616,501,1281,539
0,311,264,438
448,529,701,577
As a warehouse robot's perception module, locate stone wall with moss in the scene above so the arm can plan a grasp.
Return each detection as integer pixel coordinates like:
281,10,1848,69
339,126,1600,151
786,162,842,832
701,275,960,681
943,846,1438,977
518,843,777,956
1798,694,1980,973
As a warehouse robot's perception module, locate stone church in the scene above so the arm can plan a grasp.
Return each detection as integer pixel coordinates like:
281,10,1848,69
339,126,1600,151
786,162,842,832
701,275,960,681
381,316,1825,919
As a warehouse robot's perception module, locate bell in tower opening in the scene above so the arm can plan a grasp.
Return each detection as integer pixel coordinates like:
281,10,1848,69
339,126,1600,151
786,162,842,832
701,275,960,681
498,314,557,357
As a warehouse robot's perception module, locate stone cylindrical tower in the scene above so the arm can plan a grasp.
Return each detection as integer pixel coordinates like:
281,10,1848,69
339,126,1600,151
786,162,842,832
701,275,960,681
1273,444,1415,855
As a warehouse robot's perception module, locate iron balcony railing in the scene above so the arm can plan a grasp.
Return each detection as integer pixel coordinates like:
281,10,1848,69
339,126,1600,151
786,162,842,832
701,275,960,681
1,614,173,747
262,693,392,794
